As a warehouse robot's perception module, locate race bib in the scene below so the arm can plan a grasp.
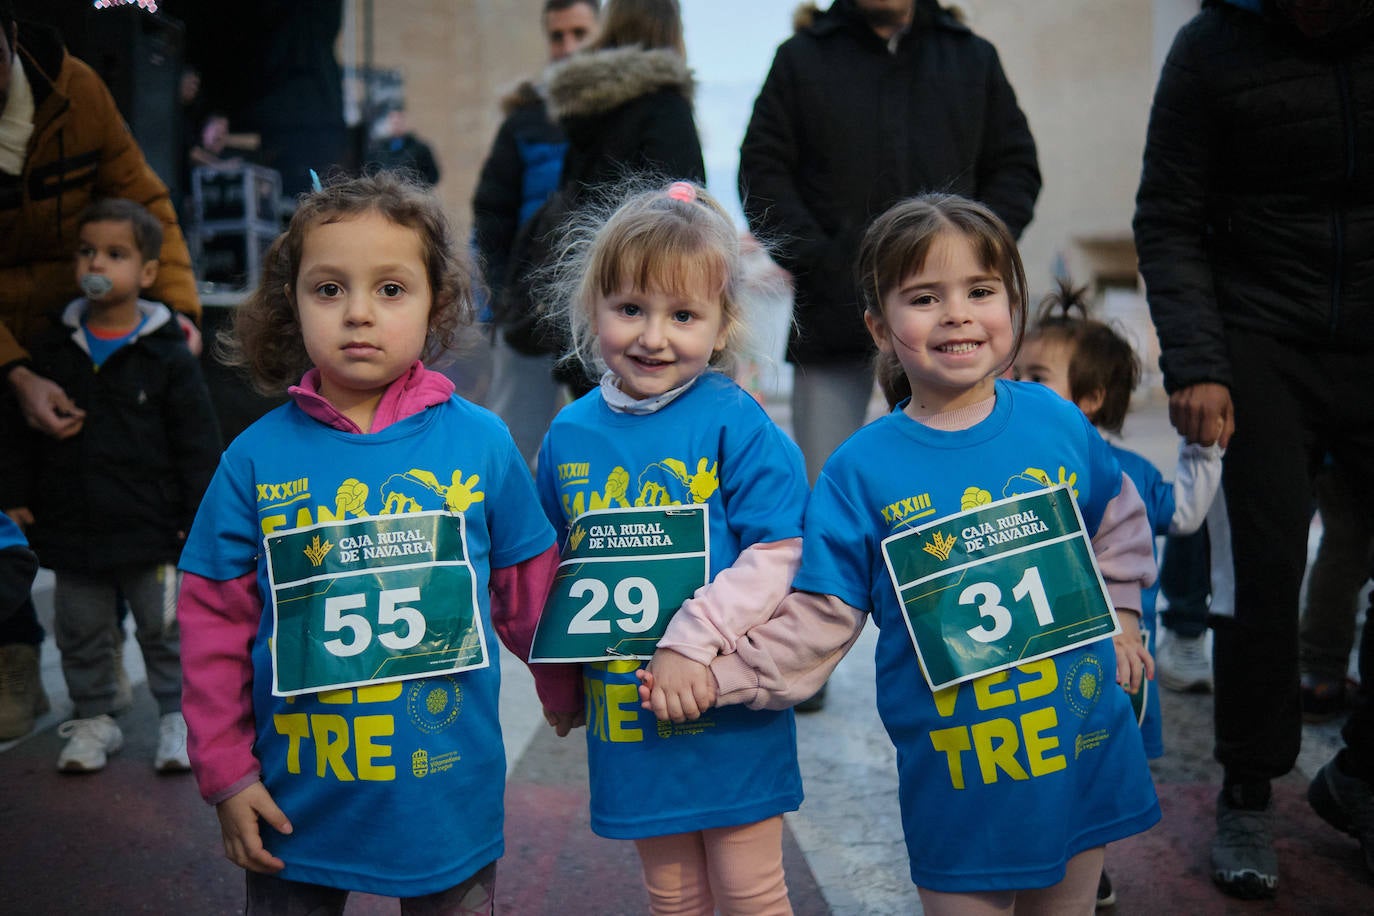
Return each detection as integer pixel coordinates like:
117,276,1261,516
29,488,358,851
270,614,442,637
530,505,709,662
265,510,489,696
881,486,1119,691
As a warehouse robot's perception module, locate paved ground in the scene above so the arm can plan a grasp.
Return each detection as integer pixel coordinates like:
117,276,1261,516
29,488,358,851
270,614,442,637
2,396,1372,914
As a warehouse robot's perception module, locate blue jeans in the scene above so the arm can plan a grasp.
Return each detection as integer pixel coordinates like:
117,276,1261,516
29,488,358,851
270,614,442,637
1159,527,1210,639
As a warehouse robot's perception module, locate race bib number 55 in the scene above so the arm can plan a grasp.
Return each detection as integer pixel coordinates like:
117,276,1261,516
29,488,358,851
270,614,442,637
881,486,1119,691
265,511,488,696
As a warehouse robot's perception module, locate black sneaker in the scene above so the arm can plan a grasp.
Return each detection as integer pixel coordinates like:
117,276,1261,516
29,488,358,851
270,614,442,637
1095,868,1115,908
1308,756,1374,876
1211,792,1278,899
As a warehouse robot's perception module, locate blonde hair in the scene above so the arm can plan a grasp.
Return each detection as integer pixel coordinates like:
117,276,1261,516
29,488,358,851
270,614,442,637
542,179,766,385
219,171,471,395
858,193,1029,408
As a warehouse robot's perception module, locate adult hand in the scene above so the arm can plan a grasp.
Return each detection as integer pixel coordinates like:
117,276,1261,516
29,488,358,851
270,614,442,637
176,313,204,357
1168,382,1233,448
9,365,85,439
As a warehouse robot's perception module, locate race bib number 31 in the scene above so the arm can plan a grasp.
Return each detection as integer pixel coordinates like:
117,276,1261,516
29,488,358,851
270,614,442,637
266,511,488,696
881,486,1118,691
530,505,709,662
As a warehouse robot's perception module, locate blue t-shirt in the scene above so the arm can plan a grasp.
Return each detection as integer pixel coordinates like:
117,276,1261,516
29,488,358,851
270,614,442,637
1110,443,1174,759
536,371,808,839
179,395,553,896
796,380,1160,892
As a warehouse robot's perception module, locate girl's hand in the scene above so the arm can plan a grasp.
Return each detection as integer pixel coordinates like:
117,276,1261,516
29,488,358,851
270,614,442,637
1112,610,1154,694
637,648,716,723
542,707,585,737
215,782,293,874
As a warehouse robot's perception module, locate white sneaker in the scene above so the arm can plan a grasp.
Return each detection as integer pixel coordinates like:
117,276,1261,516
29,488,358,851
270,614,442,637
155,711,191,772
1158,632,1213,693
56,715,124,772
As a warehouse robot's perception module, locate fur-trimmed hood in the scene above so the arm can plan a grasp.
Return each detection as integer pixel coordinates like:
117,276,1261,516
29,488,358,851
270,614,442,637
544,46,694,122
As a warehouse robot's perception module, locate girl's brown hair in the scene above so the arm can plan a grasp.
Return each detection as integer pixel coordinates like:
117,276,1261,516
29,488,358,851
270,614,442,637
857,193,1029,408
592,0,685,54
219,171,471,395
1026,280,1140,434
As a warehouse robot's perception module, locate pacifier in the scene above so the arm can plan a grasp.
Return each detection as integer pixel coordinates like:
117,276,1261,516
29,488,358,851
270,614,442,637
80,273,114,298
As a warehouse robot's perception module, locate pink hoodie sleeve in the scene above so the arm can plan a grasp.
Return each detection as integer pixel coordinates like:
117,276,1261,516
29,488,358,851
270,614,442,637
178,570,263,805
654,537,802,665
490,543,583,714
1093,472,1158,614
709,590,868,711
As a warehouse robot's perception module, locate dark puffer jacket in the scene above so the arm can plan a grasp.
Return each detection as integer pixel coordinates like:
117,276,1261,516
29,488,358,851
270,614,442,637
498,46,705,364
1133,0,1374,392
545,44,705,195
739,0,1041,363
2,300,222,574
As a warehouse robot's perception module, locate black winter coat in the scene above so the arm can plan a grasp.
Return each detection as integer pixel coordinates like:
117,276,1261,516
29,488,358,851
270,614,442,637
3,301,222,574
1134,0,1374,392
499,46,705,365
546,45,705,196
471,83,568,312
739,0,1040,363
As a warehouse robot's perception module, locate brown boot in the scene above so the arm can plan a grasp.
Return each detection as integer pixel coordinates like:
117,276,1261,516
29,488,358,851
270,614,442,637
0,643,49,740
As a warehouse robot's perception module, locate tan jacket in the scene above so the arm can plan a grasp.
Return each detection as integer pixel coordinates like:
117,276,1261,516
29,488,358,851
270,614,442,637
0,23,199,370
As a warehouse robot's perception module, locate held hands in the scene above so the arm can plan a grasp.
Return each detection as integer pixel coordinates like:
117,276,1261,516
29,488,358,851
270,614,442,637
1112,610,1154,695
215,782,293,874
635,648,716,723
1168,382,1233,449
543,707,586,737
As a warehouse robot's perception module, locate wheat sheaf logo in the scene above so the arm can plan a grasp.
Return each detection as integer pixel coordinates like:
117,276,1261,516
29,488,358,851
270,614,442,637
303,534,333,567
568,523,587,551
922,530,957,562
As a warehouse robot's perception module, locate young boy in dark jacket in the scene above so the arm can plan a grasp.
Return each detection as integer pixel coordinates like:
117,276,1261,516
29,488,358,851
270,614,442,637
3,199,221,773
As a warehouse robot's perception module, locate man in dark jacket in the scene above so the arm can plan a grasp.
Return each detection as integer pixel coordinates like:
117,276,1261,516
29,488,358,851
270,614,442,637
739,0,1040,483
1134,0,1374,898
472,0,599,467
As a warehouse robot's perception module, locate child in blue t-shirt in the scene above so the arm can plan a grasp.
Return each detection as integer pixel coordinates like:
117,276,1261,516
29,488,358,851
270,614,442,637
533,180,808,914
1015,281,1222,905
643,193,1162,910
176,172,578,909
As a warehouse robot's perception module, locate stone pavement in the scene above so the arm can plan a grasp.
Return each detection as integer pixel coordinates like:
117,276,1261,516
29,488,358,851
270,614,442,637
2,397,1373,914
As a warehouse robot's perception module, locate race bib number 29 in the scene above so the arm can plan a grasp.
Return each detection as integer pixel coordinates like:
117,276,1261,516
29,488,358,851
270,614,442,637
530,505,709,663
881,486,1119,691
266,511,488,696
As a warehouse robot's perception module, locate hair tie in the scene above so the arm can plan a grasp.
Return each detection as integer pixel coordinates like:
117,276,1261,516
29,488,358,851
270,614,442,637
309,169,323,192
666,181,697,203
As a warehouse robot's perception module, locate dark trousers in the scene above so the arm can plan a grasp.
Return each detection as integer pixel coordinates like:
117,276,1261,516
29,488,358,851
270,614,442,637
1213,329,1374,786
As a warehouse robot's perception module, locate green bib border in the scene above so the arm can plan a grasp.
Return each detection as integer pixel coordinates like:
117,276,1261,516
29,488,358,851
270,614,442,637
264,510,490,696
530,504,711,663
881,485,1121,692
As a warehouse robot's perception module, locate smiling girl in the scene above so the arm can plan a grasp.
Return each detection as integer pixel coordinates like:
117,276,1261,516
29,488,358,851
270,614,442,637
533,180,808,915
644,193,1162,914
